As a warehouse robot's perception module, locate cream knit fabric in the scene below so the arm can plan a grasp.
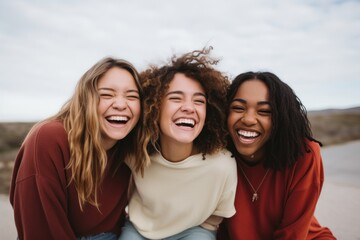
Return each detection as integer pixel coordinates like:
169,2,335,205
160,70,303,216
128,149,237,239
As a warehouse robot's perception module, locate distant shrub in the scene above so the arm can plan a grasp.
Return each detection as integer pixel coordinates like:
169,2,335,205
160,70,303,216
308,109,360,146
0,122,35,152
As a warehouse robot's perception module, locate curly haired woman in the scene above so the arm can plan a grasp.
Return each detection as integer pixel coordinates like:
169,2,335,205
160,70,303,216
119,47,237,240
10,57,148,239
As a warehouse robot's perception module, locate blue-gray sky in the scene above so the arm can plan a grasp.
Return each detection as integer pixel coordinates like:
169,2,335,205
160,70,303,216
1,0,359,122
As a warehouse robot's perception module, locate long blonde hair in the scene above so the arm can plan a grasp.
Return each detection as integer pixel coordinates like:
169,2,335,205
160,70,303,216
32,57,149,210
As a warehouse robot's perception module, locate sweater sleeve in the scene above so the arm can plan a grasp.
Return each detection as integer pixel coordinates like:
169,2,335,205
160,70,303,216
10,122,76,240
213,154,238,218
203,153,238,231
273,141,324,239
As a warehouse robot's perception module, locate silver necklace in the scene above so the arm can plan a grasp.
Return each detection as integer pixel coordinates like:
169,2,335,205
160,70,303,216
238,164,270,202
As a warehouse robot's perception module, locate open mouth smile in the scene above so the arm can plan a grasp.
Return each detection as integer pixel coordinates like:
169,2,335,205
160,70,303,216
106,116,129,124
174,118,195,128
236,130,260,144
237,130,260,139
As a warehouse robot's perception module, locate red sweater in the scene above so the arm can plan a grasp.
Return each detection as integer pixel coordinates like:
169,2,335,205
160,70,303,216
218,141,335,240
9,120,131,240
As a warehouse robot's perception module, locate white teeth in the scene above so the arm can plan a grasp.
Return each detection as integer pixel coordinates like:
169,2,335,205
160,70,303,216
107,116,128,121
175,118,195,126
237,130,259,138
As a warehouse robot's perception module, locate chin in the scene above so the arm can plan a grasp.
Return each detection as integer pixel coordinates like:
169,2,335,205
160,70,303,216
175,138,196,144
236,149,256,158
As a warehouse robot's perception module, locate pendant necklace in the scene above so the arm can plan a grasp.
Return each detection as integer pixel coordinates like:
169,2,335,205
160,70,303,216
238,164,270,202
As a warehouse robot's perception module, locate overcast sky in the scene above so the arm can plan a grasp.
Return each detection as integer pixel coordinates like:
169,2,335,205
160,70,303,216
0,0,359,122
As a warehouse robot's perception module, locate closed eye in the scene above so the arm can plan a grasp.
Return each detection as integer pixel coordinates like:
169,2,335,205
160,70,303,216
259,109,271,115
194,98,206,105
230,105,245,112
100,93,113,99
169,97,182,102
127,94,140,100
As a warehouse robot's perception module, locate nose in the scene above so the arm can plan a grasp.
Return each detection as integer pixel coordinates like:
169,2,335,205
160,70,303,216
241,110,257,125
180,101,195,113
112,96,127,110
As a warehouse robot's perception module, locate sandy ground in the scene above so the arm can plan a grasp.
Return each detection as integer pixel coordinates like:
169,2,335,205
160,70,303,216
1,140,360,239
314,140,360,240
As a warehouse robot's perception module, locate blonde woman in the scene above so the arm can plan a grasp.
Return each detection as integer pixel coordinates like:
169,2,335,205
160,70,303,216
10,57,148,239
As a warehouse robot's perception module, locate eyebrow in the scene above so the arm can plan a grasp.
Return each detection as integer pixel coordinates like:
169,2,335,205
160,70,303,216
231,98,270,105
166,91,206,98
98,88,139,94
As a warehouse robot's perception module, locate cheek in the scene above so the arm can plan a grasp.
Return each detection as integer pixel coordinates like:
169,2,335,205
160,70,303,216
97,101,106,115
227,113,237,128
199,108,206,122
262,119,272,138
97,98,113,114
265,118,272,130
130,101,141,118
160,102,177,120
159,107,171,125
197,104,206,118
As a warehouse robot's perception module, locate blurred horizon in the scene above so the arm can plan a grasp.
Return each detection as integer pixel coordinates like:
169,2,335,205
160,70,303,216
1,105,359,123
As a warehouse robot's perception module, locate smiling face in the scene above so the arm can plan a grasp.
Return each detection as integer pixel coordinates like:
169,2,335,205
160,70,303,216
159,73,206,150
227,79,272,163
97,67,141,150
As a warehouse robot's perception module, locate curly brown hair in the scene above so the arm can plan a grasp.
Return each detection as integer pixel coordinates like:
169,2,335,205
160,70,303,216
140,47,230,157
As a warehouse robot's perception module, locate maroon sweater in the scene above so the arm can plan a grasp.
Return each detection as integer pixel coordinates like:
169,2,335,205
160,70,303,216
10,120,131,240
217,140,335,239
